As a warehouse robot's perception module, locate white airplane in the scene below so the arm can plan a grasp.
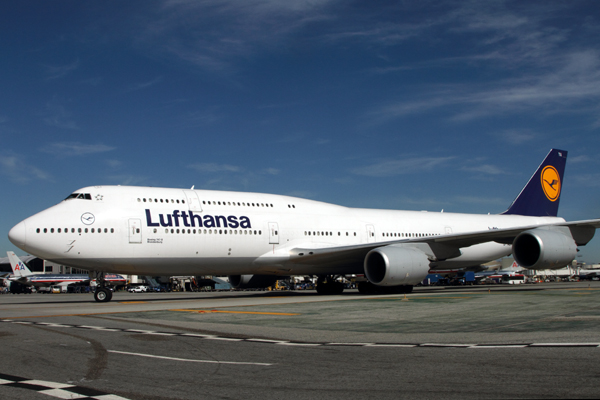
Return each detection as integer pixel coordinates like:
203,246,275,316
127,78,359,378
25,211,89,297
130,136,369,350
7,251,126,290
8,149,600,302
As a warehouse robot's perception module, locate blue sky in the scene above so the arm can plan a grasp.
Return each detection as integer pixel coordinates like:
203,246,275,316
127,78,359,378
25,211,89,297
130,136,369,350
2,0,600,263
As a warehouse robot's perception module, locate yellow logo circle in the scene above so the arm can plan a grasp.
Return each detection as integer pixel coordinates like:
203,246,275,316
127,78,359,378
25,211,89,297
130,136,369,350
541,166,560,202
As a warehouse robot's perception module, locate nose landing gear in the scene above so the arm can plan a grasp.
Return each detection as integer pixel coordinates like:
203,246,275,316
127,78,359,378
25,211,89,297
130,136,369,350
92,271,113,302
94,287,112,302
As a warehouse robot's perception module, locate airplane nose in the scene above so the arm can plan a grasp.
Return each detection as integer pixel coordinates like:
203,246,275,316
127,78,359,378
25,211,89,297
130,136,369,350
8,221,27,249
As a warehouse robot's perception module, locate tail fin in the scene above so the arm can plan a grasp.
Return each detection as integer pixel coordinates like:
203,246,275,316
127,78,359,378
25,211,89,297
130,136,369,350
7,251,32,277
502,149,567,217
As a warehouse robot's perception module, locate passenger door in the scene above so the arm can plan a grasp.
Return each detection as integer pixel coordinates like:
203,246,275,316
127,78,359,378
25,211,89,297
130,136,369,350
129,219,142,244
366,224,376,243
183,190,202,212
268,222,279,244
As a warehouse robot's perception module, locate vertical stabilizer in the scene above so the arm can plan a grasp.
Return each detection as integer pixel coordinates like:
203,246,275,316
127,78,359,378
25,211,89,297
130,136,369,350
502,149,567,217
7,251,32,277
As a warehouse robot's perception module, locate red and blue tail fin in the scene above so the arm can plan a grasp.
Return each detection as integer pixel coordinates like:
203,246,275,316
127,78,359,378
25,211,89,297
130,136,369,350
502,149,567,217
7,251,32,277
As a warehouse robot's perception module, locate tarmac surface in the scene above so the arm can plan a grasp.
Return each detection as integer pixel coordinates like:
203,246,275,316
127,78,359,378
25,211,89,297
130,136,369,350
1,282,600,399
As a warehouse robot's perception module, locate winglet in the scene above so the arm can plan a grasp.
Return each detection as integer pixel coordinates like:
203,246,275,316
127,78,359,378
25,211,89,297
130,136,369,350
502,149,568,217
7,251,32,277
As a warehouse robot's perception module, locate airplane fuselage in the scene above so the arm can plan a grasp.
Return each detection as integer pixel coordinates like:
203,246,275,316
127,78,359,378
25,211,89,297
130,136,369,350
9,186,562,277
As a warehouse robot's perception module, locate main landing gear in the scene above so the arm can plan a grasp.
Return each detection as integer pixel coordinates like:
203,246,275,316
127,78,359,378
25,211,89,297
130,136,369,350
315,275,345,295
357,281,413,295
92,271,113,302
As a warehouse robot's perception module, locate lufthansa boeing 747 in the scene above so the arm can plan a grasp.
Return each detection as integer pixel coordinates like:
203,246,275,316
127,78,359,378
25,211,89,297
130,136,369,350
8,149,600,302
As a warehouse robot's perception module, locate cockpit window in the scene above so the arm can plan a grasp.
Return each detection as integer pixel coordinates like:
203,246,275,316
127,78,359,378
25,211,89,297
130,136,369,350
65,193,92,200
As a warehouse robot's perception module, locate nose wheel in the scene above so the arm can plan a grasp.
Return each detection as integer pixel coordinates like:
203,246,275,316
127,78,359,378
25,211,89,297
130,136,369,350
94,287,113,302
91,271,113,302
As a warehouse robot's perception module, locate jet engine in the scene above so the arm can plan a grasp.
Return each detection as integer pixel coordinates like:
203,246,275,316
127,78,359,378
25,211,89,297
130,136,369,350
512,228,577,270
228,274,279,289
364,245,430,286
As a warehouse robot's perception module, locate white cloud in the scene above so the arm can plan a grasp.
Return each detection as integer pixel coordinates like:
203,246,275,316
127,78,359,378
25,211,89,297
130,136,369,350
188,163,241,173
573,173,600,188
125,76,163,92
569,155,591,164
370,50,600,123
105,159,123,169
41,142,116,157
43,101,79,130
352,156,454,177
134,0,336,72
263,167,280,175
497,129,537,145
461,164,504,175
0,153,51,183
43,59,80,80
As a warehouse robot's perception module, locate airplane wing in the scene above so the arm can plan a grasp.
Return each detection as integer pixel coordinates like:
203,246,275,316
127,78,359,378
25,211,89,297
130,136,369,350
286,218,600,270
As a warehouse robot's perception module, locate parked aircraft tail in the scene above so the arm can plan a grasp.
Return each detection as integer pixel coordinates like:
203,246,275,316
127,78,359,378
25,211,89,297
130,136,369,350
502,149,567,217
7,251,32,277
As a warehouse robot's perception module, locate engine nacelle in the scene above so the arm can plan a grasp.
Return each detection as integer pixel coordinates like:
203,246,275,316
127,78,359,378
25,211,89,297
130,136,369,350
512,228,577,270
228,274,279,289
364,246,430,286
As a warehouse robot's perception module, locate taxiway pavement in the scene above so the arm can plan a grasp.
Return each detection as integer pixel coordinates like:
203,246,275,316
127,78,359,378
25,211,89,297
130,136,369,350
1,282,599,399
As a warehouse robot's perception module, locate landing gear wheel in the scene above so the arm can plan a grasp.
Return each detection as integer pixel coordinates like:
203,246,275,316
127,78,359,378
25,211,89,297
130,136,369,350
357,281,376,294
94,287,113,302
316,277,345,295
357,282,413,295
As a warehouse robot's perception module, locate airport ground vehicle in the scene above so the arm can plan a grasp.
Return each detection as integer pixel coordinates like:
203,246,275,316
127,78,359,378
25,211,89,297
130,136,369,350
127,285,148,293
502,274,527,284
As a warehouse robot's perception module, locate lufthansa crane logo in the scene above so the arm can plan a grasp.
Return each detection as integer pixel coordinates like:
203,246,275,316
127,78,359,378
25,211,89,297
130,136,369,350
81,212,96,225
541,166,560,202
